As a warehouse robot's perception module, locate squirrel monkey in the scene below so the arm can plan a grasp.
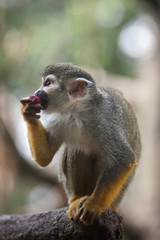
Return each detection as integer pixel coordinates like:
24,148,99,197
20,63,141,228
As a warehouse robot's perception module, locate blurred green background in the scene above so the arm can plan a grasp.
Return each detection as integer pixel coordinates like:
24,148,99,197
0,0,144,96
0,0,160,239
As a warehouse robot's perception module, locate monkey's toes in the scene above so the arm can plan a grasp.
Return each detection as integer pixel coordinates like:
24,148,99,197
67,207,88,229
66,205,81,221
80,208,97,226
66,196,88,228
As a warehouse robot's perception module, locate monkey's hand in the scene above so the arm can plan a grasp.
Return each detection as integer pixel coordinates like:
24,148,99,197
20,96,43,123
20,96,54,167
79,196,104,226
66,196,88,228
67,195,103,228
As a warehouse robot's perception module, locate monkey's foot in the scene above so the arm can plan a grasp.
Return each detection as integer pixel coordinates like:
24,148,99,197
66,196,104,228
66,196,88,228
79,197,103,226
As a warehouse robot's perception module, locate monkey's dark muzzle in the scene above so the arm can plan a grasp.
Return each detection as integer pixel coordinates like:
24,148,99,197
35,90,48,110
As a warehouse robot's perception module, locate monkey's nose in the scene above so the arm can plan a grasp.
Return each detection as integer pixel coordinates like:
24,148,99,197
35,90,41,96
34,90,49,110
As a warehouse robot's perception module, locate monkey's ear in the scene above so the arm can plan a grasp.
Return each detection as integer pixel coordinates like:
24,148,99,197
69,78,93,98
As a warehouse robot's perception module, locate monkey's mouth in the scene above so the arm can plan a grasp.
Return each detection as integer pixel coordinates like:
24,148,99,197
35,90,48,110
41,99,48,110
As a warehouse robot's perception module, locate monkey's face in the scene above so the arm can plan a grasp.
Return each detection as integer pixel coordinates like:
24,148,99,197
35,74,69,113
35,63,95,113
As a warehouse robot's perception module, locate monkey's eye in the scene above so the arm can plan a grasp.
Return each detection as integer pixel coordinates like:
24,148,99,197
44,79,51,86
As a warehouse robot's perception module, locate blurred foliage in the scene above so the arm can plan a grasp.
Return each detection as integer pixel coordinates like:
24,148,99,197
4,176,36,214
4,174,53,214
0,0,143,96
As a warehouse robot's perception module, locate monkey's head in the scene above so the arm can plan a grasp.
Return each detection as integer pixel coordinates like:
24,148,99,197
35,63,96,113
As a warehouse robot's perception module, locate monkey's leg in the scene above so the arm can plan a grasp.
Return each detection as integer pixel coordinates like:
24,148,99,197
79,160,137,226
65,151,99,227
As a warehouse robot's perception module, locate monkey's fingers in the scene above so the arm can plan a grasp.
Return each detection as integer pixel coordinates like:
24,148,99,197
25,108,41,114
29,103,43,109
24,104,42,113
79,197,102,226
67,206,85,229
66,196,88,228
80,207,99,226
23,112,40,120
21,102,42,122
20,97,32,105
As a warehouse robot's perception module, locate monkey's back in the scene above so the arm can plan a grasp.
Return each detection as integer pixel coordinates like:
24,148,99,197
97,86,141,161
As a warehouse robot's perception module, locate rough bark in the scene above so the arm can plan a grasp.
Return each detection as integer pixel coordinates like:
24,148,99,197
0,207,123,240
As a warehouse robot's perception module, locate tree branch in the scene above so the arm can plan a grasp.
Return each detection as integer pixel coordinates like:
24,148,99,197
0,207,123,240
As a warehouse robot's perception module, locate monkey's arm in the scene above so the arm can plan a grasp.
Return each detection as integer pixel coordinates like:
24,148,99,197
27,120,55,167
67,143,137,226
21,100,61,167
81,158,137,223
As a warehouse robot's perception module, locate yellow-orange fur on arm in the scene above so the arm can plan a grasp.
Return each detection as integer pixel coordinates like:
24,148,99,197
66,161,137,227
27,120,53,167
79,160,137,225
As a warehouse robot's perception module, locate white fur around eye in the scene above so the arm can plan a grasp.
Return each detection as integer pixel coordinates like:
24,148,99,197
45,74,56,81
42,74,57,86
